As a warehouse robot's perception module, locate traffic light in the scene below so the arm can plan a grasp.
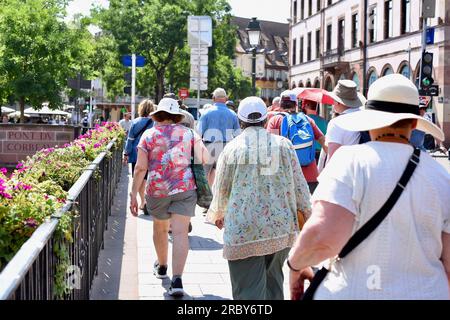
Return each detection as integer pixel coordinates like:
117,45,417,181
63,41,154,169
124,86,131,95
420,51,434,89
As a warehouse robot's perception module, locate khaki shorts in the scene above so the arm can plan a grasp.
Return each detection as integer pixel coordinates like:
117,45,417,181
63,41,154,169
145,190,197,220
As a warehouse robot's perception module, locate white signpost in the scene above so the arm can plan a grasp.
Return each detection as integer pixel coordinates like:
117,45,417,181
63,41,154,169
188,16,212,109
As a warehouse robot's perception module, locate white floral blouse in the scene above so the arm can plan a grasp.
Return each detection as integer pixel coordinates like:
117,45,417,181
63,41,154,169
207,127,311,261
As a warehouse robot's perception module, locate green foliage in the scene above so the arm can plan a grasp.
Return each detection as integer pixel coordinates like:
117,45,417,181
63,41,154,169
0,0,95,120
91,0,251,102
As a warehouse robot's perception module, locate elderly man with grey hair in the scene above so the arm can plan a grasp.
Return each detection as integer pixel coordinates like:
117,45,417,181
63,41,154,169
197,88,240,188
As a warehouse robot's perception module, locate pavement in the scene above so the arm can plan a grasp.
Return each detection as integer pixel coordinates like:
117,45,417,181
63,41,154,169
90,164,292,300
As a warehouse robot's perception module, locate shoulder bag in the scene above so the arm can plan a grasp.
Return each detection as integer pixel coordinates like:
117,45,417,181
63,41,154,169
190,129,213,208
302,148,421,300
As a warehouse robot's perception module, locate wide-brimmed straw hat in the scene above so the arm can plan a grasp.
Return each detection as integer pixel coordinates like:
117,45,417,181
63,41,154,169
333,74,444,141
150,98,185,118
327,80,366,108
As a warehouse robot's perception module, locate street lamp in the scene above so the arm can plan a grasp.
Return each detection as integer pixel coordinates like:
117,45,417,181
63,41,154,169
246,17,261,96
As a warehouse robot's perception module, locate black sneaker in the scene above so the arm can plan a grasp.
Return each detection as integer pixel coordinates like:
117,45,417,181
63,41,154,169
168,277,184,297
153,261,168,279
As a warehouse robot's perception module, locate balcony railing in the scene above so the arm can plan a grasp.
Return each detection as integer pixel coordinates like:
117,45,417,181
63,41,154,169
0,139,123,300
323,47,345,67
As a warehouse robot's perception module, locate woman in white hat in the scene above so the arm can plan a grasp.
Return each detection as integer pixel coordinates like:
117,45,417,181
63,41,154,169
288,74,450,299
129,98,209,297
207,96,311,300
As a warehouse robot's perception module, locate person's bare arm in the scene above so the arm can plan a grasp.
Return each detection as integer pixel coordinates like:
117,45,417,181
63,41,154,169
441,232,450,291
129,149,148,216
326,142,342,164
288,200,355,270
317,136,328,154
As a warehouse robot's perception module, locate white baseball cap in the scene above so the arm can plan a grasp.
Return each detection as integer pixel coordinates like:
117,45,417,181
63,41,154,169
150,98,185,117
237,97,268,123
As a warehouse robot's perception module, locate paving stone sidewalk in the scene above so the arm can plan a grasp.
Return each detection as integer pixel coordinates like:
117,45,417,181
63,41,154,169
91,165,291,300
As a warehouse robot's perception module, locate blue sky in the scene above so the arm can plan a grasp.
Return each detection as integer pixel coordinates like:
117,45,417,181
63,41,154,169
67,0,290,24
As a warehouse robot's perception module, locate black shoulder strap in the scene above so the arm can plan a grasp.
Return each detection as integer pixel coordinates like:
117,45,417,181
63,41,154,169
339,148,421,258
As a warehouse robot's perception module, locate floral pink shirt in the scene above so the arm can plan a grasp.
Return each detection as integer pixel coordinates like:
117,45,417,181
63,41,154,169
138,124,196,198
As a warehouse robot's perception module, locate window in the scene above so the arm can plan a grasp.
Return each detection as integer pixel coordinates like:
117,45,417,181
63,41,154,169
307,32,312,61
338,18,345,54
275,70,281,80
384,0,393,39
300,0,304,20
401,0,411,34
368,70,378,88
352,13,359,48
315,29,321,59
293,0,297,23
400,64,411,79
326,24,332,52
292,38,297,65
382,67,393,76
352,73,360,91
368,6,377,43
300,36,304,63
308,0,312,16
266,69,274,79
317,0,321,11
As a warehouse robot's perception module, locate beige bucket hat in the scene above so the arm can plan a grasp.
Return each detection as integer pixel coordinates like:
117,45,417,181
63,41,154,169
327,79,367,108
333,74,444,141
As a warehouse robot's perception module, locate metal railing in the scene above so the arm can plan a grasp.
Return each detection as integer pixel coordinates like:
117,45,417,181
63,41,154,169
0,138,123,300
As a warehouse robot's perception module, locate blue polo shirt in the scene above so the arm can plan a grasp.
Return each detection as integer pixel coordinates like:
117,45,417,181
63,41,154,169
197,102,240,143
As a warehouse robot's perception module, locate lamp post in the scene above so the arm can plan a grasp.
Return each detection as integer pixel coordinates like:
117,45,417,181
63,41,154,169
246,17,261,96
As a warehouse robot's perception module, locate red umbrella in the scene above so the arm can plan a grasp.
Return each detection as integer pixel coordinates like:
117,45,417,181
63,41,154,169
297,88,335,105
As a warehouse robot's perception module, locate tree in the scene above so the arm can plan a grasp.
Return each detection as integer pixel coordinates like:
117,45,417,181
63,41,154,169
0,0,93,122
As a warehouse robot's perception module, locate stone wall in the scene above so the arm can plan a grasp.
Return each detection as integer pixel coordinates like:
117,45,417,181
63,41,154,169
0,124,80,168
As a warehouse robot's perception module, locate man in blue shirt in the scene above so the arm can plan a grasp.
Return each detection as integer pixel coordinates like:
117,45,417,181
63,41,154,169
197,88,240,187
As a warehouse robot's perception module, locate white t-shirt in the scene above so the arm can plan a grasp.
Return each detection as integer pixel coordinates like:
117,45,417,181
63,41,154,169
312,141,450,300
119,119,131,132
325,108,361,146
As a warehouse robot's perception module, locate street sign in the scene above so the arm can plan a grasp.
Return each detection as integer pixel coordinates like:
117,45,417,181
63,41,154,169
190,77,208,91
190,65,208,78
190,47,208,55
188,16,213,47
426,27,435,45
178,88,189,99
122,55,146,67
419,85,439,97
190,54,209,66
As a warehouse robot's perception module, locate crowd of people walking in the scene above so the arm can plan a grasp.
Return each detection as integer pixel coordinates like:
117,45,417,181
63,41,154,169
125,74,449,300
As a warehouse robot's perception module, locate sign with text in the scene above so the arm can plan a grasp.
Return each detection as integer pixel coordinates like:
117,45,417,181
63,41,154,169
188,16,213,47
190,77,208,91
121,55,146,67
190,54,209,66
190,47,208,55
190,65,208,78
178,88,189,99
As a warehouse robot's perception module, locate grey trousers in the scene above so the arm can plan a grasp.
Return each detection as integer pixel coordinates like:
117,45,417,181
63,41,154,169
228,247,290,300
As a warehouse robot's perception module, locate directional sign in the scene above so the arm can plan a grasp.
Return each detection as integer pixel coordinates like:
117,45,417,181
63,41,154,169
188,16,213,47
190,47,208,55
190,77,208,91
121,55,146,67
426,27,435,45
190,54,209,66
190,65,208,78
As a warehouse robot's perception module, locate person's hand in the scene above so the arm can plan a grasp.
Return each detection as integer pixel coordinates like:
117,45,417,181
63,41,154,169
215,217,224,230
123,155,128,165
130,193,139,216
290,266,314,300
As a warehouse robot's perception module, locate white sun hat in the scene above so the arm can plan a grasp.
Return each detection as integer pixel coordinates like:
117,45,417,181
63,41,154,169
150,98,185,118
237,96,268,123
333,74,444,141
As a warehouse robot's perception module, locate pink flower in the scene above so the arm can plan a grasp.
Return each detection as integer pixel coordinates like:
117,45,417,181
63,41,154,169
44,194,49,200
0,168,7,175
16,162,24,169
93,143,101,149
24,218,38,228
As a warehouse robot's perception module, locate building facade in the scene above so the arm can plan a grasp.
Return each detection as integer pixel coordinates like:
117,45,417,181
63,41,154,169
232,17,290,103
289,0,450,145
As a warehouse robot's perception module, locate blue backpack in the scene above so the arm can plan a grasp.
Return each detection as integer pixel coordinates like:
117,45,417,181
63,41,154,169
280,113,315,166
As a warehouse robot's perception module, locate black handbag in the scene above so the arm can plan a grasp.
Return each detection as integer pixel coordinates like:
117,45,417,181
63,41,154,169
302,148,421,300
